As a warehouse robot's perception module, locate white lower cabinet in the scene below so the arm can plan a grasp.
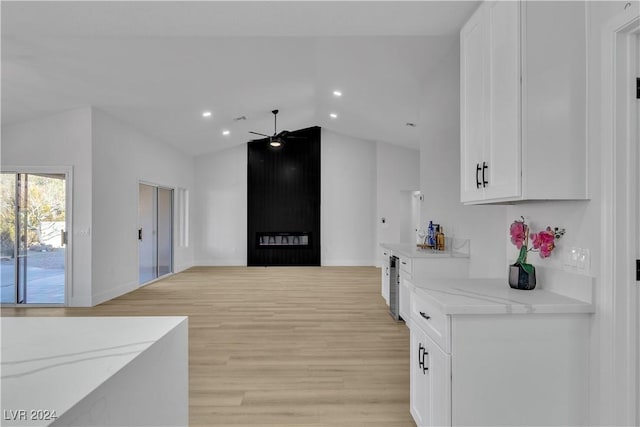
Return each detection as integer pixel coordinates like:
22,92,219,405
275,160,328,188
409,287,590,426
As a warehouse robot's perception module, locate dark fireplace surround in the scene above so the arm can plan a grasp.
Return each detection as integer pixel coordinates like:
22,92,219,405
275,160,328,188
247,126,320,266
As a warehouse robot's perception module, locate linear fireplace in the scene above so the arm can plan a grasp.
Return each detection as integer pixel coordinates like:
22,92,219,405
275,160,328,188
257,232,311,248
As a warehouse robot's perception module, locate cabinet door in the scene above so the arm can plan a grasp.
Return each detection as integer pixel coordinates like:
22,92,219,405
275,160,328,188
410,326,451,427
399,279,410,321
410,326,429,426
425,332,451,427
460,5,488,203
484,0,521,201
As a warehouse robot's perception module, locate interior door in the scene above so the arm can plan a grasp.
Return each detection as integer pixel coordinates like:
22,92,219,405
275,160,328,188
1,172,66,304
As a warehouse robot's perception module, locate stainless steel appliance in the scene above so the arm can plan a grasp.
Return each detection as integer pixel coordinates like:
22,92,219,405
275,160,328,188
389,255,401,321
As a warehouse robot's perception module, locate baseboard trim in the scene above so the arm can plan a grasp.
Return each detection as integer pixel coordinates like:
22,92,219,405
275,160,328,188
92,280,139,306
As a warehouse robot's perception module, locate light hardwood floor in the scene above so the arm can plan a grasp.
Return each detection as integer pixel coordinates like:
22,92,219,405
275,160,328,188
1,266,415,427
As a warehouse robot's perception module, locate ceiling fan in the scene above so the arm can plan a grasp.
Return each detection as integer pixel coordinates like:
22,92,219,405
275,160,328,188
249,109,304,147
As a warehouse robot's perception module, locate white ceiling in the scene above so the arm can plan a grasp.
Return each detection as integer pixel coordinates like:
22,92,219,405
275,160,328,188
1,1,479,156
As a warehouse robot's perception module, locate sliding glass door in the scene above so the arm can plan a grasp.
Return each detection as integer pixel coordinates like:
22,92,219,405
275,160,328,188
138,183,173,285
1,172,67,304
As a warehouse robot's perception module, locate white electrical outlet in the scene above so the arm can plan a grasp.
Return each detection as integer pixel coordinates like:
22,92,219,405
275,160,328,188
566,247,579,267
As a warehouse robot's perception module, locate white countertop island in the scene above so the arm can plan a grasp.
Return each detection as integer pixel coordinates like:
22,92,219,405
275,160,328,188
1,316,188,427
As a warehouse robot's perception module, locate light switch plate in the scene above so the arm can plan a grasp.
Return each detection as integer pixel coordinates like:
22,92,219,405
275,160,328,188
565,247,579,267
577,248,590,273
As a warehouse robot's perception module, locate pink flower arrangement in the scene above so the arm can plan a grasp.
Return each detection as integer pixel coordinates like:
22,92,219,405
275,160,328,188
510,217,565,273
530,227,556,258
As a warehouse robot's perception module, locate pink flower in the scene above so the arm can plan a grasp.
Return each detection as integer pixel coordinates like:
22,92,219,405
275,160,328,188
510,221,526,249
530,227,555,258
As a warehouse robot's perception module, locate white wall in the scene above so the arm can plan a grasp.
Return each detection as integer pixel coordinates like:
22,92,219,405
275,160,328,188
91,109,195,305
1,107,94,306
376,141,420,266
321,129,377,266
193,144,247,266
418,39,507,278
193,129,380,266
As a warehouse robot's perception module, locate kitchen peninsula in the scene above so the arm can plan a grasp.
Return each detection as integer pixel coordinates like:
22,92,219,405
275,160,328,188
1,317,188,427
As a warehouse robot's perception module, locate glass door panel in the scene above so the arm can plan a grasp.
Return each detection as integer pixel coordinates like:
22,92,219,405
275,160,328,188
139,183,157,284
1,172,66,304
138,183,173,285
157,188,173,278
1,173,17,303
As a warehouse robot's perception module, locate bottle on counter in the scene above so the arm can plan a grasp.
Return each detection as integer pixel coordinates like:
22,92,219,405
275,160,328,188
427,221,435,248
436,225,445,251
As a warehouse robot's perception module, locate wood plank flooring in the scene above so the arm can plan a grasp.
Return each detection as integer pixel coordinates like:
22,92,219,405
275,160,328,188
1,266,415,427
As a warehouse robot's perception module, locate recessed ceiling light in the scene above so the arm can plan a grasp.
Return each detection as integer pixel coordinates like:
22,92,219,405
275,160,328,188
202,111,212,118
329,113,338,119
222,129,230,136
333,90,342,97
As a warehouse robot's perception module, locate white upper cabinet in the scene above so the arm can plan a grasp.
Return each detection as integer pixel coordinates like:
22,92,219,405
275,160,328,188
460,0,588,204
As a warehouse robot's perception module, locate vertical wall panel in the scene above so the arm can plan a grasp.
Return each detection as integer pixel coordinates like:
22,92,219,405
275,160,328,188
247,126,320,266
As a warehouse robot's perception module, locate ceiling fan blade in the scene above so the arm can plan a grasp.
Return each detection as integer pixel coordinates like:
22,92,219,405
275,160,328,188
249,131,270,137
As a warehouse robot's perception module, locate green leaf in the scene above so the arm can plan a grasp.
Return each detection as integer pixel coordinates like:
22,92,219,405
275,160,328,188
521,262,534,275
516,246,528,265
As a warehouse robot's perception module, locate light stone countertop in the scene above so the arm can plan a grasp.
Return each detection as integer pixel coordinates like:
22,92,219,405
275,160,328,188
0,316,187,426
411,278,594,315
380,243,469,259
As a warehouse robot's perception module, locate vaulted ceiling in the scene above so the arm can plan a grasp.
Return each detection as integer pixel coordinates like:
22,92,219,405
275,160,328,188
2,1,479,156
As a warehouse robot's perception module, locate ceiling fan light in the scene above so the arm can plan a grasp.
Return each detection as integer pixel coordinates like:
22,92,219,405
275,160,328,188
270,139,282,147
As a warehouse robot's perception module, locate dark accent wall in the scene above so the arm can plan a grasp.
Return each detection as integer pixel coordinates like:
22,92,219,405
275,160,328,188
247,126,321,266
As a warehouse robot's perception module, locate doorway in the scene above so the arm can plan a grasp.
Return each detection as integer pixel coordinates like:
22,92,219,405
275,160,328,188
636,31,639,427
0,171,68,305
138,183,173,285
